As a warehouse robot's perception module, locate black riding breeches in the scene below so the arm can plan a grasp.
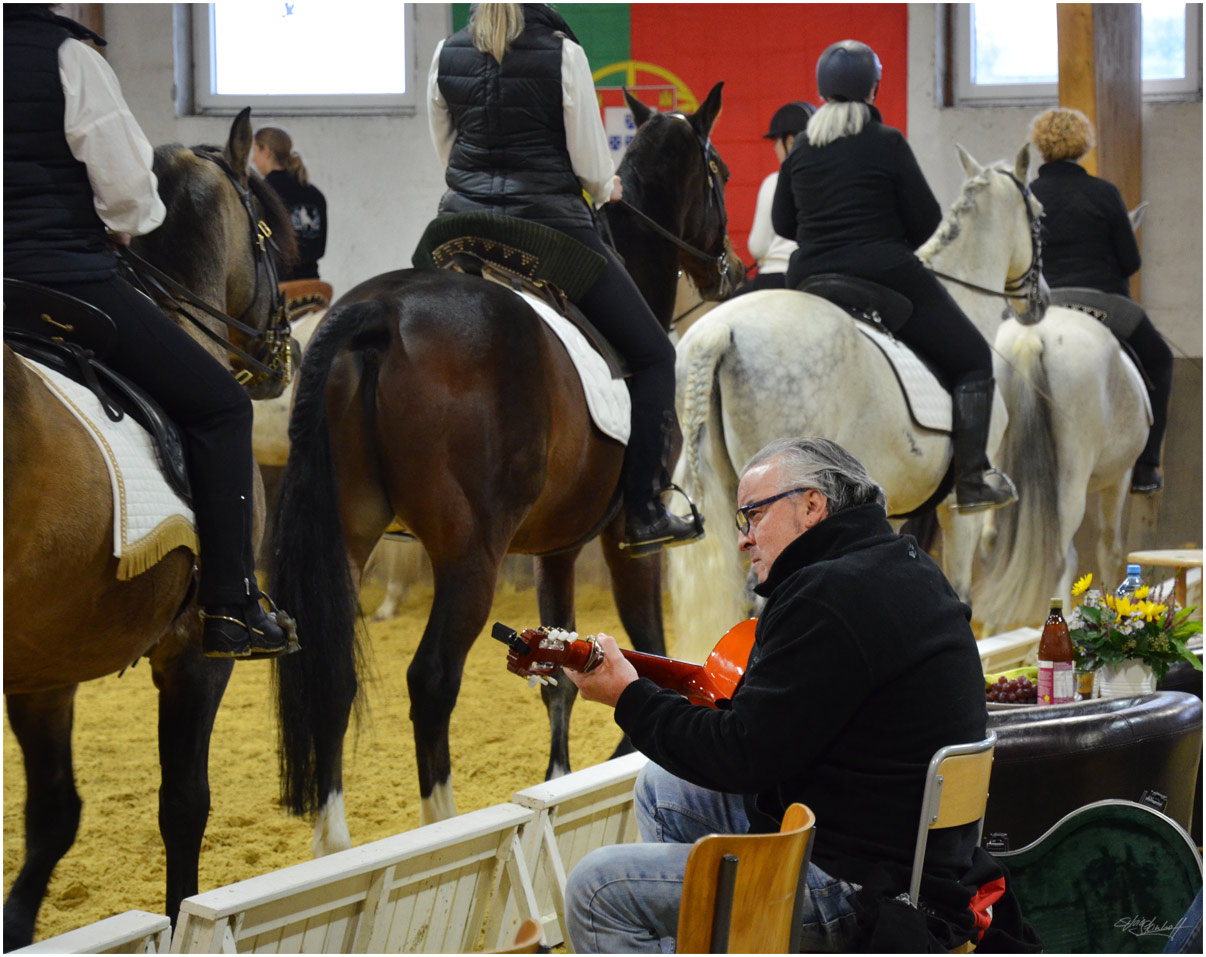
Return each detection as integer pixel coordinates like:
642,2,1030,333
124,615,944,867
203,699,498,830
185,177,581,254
874,258,993,390
1126,316,1174,466
34,276,257,605
559,225,678,506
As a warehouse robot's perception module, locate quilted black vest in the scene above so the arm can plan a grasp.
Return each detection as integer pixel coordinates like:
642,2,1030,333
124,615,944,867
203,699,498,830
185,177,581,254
4,7,116,282
436,4,593,231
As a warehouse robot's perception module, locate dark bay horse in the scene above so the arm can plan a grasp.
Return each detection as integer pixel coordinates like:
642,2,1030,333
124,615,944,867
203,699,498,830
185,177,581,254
3,109,295,949
271,84,742,850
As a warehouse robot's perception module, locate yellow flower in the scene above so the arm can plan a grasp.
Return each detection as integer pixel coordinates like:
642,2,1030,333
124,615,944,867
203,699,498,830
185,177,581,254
1113,596,1137,617
1134,585,1150,600
1141,601,1167,622
1072,573,1093,597
1105,594,1118,612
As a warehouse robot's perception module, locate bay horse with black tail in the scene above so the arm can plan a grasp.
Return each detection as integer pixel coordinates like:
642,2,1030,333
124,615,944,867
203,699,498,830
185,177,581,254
271,84,742,851
3,108,294,949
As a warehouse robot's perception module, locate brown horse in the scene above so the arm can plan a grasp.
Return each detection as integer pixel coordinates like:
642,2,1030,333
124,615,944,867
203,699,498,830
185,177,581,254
3,109,295,949
270,84,743,852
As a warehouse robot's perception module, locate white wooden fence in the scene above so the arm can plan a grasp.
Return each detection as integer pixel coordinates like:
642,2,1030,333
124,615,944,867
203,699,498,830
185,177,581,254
12,910,171,954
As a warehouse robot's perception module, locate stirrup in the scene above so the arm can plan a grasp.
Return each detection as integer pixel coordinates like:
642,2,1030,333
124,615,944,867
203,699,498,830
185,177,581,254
618,482,706,557
950,469,1018,513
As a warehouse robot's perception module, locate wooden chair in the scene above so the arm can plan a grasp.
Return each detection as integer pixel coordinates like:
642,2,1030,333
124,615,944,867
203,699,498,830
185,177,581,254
480,918,543,954
909,731,997,907
676,802,816,954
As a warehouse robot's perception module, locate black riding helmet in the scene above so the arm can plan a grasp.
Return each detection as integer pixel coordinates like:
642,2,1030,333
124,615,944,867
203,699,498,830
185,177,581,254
816,40,882,102
763,101,816,139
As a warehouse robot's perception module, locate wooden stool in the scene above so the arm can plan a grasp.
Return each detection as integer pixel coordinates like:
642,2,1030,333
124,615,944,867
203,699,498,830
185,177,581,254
1126,549,1203,608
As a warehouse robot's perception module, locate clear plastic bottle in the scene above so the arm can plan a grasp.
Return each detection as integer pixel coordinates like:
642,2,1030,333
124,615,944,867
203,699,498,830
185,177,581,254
1116,564,1143,599
1038,598,1075,705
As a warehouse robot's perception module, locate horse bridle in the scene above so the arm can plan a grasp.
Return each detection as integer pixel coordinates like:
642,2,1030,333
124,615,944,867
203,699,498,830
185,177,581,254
927,168,1046,322
117,148,293,390
615,123,738,303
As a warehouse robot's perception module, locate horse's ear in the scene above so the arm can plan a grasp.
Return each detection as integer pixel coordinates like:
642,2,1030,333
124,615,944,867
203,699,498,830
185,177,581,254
225,107,253,187
624,88,653,128
956,143,983,178
692,82,724,138
1014,141,1030,181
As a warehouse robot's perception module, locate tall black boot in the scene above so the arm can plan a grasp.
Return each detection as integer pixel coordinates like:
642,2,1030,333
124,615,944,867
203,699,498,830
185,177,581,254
619,409,705,558
952,378,1017,512
1131,349,1172,495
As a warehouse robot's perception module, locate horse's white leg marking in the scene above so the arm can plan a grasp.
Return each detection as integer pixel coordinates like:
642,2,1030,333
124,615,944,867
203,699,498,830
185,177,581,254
546,758,570,780
311,789,352,858
420,779,457,825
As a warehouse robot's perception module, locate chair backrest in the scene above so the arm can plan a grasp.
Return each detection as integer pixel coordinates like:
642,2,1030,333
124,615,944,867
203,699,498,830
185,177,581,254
909,731,997,906
676,802,816,954
994,799,1203,954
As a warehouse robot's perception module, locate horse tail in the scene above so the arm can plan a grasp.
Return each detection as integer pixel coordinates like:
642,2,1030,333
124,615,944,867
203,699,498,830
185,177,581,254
270,299,387,816
668,317,750,662
977,329,1063,630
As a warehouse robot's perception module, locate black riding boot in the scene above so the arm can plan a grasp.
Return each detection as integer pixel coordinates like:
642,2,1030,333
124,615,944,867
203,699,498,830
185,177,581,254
952,378,1017,512
620,409,705,558
1130,327,1173,494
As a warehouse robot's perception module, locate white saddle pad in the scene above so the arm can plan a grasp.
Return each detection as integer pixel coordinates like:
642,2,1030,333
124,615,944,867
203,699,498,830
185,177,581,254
21,355,199,580
855,323,952,433
517,290,631,444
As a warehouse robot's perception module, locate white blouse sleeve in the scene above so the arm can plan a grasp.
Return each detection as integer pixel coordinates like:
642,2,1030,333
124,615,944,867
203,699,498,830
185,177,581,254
59,38,165,235
747,172,779,262
427,39,456,168
561,38,614,206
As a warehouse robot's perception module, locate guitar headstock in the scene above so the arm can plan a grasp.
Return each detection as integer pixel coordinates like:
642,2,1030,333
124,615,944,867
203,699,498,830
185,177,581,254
491,621,602,685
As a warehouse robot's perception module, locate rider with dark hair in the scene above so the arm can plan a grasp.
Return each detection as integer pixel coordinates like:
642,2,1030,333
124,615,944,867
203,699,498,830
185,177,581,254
3,4,295,658
253,127,327,282
1029,107,1173,494
773,40,1016,512
734,101,816,297
428,2,703,556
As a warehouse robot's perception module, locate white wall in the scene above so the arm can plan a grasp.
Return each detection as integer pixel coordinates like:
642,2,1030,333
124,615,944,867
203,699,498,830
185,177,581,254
104,3,1201,358
907,4,1202,358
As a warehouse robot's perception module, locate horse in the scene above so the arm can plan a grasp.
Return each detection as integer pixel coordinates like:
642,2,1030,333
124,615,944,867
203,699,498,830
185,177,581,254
3,108,295,949
973,305,1150,633
269,83,742,852
666,144,1043,661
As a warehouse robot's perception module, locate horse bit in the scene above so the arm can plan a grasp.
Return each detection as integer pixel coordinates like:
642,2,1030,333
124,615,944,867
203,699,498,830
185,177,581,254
928,169,1046,323
614,122,737,304
117,148,293,392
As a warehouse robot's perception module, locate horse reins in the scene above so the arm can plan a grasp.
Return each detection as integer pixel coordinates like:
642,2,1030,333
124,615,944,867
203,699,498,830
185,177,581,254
927,169,1045,322
117,148,292,388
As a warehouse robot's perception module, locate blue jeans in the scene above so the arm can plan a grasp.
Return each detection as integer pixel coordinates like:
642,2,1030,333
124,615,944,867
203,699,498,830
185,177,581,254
566,762,861,953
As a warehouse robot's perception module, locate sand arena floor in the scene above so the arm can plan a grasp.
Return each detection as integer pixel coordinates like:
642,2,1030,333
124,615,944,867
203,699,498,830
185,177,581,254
4,581,653,942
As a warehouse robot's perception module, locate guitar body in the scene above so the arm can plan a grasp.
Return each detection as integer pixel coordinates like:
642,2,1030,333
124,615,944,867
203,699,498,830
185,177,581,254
494,618,757,709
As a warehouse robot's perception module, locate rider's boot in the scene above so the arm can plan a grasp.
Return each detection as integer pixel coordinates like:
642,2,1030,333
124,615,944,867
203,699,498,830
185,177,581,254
1130,353,1171,495
201,589,300,659
620,410,705,558
951,377,1017,512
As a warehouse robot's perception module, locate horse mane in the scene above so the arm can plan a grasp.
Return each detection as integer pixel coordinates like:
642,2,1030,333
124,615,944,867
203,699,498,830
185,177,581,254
915,161,1006,264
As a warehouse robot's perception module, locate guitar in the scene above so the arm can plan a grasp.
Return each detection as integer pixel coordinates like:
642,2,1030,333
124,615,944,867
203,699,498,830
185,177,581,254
491,618,756,709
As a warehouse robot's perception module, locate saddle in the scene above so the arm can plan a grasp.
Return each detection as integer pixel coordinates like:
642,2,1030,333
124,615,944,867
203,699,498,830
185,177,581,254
797,273,913,334
1048,287,1152,388
3,280,191,502
412,212,628,379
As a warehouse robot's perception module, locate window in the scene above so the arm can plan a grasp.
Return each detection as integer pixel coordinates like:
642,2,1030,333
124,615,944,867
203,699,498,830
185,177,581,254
951,2,1201,104
191,2,416,114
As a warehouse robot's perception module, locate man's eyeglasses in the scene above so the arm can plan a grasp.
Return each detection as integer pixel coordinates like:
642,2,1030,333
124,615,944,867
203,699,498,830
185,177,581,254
734,487,810,535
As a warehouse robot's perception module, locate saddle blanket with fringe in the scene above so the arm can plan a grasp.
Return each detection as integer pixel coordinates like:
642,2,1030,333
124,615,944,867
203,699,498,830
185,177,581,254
516,290,630,444
855,323,952,433
20,354,199,580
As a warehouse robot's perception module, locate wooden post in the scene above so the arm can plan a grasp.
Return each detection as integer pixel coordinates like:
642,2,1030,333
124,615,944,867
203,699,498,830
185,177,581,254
1056,3,1143,297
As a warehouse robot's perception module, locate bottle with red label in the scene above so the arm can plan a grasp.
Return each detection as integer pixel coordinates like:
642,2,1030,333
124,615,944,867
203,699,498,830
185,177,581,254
1038,598,1075,705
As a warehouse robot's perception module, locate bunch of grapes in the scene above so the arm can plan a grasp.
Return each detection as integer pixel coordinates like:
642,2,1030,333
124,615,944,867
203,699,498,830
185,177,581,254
986,674,1037,703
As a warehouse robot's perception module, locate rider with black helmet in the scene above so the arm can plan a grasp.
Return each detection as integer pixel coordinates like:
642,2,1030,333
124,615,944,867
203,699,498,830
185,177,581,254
734,101,815,297
772,40,1016,512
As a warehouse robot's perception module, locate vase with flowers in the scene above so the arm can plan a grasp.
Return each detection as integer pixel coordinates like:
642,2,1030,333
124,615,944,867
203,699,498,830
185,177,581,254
1068,572,1203,696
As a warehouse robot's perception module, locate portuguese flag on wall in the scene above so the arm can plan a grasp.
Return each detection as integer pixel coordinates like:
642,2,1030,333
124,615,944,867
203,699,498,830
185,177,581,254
451,4,909,263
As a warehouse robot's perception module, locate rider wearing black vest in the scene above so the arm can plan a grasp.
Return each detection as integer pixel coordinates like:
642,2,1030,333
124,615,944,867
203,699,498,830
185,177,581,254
3,5,295,660
429,2,703,556
1029,107,1173,494
772,40,1016,513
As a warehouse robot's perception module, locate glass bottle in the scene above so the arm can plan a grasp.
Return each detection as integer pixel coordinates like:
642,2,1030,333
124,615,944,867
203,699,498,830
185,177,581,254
1038,598,1075,705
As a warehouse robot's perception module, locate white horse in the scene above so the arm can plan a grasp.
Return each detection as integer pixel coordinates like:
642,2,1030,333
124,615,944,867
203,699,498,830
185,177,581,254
667,144,1041,661
974,312,1150,634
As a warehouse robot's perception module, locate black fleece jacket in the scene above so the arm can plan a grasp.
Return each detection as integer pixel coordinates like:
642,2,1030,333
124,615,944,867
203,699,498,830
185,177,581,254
615,503,987,886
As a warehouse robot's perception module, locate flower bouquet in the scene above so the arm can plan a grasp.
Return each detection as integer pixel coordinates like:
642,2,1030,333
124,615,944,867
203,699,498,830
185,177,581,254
1068,573,1203,684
